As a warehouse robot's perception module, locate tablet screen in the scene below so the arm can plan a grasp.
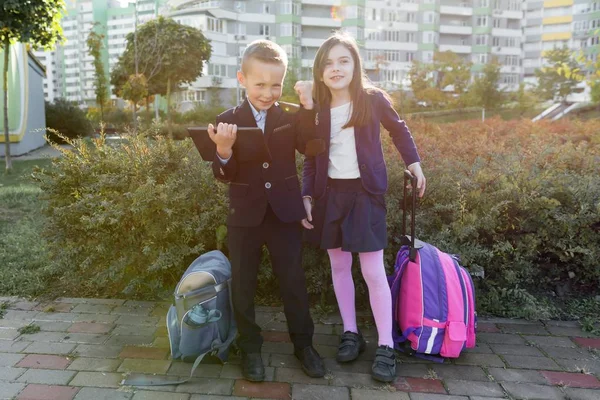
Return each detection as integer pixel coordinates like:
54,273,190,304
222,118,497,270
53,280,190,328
187,127,271,162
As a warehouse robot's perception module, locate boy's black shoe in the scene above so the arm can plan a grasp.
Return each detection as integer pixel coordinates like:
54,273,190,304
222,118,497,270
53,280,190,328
336,331,366,362
295,346,325,378
241,352,265,382
371,345,396,382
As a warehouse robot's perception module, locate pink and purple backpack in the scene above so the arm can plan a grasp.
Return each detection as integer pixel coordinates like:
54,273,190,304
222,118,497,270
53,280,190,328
388,171,477,361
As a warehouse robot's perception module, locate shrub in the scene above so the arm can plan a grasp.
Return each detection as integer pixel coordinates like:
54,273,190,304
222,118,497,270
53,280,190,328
45,99,93,143
177,104,228,125
383,117,600,316
33,131,228,298
33,117,600,316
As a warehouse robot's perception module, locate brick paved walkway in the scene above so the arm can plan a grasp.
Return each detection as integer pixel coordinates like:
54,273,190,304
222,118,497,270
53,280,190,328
0,297,599,400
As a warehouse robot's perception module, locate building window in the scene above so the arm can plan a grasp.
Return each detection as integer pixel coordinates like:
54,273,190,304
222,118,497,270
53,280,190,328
493,37,500,46
406,52,414,62
184,90,206,103
479,53,488,64
207,17,224,33
280,23,292,36
280,1,292,14
477,16,489,27
493,18,501,28
259,24,270,36
370,8,377,20
208,64,227,77
263,3,270,13
475,34,488,45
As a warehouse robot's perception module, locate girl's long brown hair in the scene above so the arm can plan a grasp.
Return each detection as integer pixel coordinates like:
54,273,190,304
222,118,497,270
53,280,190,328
312,31,392,128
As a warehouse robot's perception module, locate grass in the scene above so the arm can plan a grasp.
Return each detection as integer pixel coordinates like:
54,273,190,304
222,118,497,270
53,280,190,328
0,159,56,299
18,324,41,335
405,107,545,124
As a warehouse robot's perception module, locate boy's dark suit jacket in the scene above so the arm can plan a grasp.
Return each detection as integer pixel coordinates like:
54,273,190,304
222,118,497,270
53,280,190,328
302,90,421,200
212,99,317,227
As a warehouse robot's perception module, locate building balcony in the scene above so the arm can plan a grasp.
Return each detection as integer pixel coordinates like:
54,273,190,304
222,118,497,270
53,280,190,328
500,65,522,74
301,0,341,6
301,16,342,27
492,28,523,37
170,0,221,11
439,24,472,35
365,41,419,51
440,5,473,16
492,46,522,56
301,38,326,48
439,44,472,53
491,9,522,19
366,20,419,31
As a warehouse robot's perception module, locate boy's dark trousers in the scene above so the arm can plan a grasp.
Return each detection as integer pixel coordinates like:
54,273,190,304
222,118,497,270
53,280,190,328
212,99,320,355
228,204,314,354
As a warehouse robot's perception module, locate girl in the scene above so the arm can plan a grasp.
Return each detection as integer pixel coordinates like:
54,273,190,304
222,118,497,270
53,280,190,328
301,32,426,382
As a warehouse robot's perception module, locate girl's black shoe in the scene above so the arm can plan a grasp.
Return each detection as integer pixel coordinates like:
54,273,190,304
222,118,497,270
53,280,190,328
371,345,396,382
336,330,366,362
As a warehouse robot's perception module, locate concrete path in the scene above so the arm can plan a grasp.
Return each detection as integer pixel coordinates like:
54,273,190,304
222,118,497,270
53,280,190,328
0,296,599,400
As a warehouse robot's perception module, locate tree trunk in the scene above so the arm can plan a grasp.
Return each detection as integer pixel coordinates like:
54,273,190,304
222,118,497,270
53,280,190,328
132,102,137,132
3,39,12,172
167,76,172,138
146,96,151,123
133,102,137,133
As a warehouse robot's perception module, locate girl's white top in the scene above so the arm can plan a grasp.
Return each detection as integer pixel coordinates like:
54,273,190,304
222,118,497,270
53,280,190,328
328,102,360,179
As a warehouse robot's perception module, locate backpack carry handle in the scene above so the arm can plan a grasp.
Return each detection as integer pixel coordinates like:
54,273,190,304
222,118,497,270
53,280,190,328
402,169,418,262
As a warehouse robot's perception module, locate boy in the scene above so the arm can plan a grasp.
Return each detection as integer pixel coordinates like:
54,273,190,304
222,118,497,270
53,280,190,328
207,40,325,381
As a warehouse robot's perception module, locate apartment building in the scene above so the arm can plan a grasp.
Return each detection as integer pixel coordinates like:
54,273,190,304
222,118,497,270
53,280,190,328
34,1,598,110
33,0,167,107
167,0,524,107
524,0,600,86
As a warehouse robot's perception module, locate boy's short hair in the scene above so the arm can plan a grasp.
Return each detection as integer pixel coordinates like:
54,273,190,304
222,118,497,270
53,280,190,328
241,40,288,73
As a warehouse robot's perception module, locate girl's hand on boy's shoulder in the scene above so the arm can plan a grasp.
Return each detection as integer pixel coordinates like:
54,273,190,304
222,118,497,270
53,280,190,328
208,122,237,159
407,162,426,198
294,81,314,110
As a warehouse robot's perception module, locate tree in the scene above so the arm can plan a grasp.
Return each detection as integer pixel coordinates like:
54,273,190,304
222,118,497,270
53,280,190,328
122,74,148,118
469,57,504,110
434,51,472,93
0,0,65,171
86,23,109,123
110,16,211,134
280,57,301,103
408,61,442,107
408,52,472,109
513,82,538,116
571,51,600,108
534,47,581,102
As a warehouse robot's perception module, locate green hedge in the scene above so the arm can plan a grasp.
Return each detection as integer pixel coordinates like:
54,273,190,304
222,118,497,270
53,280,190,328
32,117,600,319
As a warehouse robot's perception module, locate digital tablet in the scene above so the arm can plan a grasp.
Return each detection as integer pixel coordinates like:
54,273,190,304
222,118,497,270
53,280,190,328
187,126,271,162
278,101,300,114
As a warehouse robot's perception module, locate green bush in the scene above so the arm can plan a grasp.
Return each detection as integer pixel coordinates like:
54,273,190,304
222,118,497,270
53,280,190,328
33,132,228,298
45,99,93,143
32,118,600,317
382,117,600,317
176,104,228,125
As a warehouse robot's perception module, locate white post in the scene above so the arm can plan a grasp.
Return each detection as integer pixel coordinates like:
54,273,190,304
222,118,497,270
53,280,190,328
154,0,159,121
482,108,485,122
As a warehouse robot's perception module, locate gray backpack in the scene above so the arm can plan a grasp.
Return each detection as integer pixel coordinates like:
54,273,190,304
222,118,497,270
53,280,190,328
123,250,236,386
